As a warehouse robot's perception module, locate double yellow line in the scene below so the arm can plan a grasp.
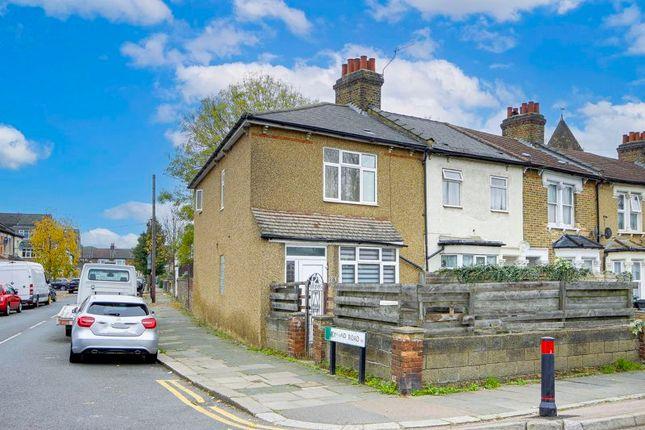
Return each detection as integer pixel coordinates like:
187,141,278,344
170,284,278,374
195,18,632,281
157,379,284,430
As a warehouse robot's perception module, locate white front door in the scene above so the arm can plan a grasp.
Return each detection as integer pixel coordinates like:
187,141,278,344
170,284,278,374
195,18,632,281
285,245,327,283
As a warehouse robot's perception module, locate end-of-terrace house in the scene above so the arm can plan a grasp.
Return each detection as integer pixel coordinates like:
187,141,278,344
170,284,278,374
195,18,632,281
0,222,22,260
0,213,50,260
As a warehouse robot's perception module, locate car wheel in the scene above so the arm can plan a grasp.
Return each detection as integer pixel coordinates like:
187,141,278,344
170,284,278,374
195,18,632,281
65,325,72,337
16,303,22,313
146,353,158,364
33,297,39,308
69,345,82,363
3,305,10,316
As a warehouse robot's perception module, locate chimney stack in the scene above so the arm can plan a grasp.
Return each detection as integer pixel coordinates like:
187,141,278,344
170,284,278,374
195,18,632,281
334,55,383,111
617,130,645,164
500,100,546,145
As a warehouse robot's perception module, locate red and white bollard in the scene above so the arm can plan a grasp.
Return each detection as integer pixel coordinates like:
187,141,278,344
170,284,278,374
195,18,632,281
539,337,557,417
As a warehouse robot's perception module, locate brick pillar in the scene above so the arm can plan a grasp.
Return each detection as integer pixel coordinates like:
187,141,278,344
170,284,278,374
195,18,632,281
312,315,334,363
287,313,306,359
391,327,425,395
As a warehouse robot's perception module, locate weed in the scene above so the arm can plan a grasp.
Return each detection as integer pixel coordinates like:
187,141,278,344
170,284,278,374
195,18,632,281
483,377,501,389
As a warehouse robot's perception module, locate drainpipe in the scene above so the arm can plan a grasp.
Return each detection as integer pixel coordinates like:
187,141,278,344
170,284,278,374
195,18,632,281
595,181,604,271
426,245,446,267
423,148,429,272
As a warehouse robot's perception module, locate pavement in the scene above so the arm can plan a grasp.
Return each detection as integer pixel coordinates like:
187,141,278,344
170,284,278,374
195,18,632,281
152,292,645,430
0,292,268,430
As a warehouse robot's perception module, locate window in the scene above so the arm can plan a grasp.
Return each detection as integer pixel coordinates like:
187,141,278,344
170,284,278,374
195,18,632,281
88,302,148,317
88,269,129,282
441,255,458,268
220,170,225,210
618,192,642,232
490,176,508,211
547,182,575,228
450,254,498,268
286,261,295,283
219,255,225,294
22,248,34,258
195,189,203,212
286,247,325,257
581,258,595,270
323,148,377,204
339,246,398,283
442,169,462,207
612,260,624,274
632,261,642,300
18,229,31,239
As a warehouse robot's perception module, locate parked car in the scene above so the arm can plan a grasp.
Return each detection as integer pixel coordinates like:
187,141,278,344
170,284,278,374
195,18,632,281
49,287,57,303
67,278,79,293
50,278,68,290
0,261,50,308
0,285,22,315
69,294,158,363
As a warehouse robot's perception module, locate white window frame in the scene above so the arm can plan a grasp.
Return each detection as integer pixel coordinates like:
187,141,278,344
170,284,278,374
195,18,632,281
612,260,624,274
444,253,498,268
547,181,576,229
617,191,642,233
490,176,508,212
18,229,31,239
339,246,398,284
22,248,34,258
195,189,203,213
220,170,225,211
442,168,463,208
323,147,377,205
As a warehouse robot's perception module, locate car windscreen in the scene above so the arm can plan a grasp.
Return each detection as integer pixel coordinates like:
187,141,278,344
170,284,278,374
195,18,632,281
87,302,148,317
87,269,129,282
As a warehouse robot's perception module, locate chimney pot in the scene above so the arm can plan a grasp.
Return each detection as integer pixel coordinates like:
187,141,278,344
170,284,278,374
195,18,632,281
521,102,528,114
341,63,347,76
623,134,629,144
359,55,367,70
534,102,540,113
630,131,638,141
368,57,376,71
507,107,513,118
641,131,645,140
528,101,535,113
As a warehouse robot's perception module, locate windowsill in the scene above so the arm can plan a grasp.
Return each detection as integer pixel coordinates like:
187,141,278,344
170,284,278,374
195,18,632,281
547,224,578,231
443,204,463,209
490,209,509,214
323,198,378,207
617,229,643,235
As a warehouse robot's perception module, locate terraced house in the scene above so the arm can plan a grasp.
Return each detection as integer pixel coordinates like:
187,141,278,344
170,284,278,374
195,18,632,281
190,56,645,345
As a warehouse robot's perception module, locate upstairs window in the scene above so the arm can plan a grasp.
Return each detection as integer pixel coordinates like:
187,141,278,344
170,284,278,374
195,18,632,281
618,192,641,232
323,148,377,204
194,189,203,212
442,169,462,207
547,181,575,228
490,176,508,211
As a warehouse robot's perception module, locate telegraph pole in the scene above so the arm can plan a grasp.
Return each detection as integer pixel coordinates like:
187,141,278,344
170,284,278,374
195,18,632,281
151,174,157,303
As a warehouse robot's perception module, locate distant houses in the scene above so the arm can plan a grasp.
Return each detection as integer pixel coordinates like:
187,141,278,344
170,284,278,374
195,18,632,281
0,221,22,260
0,213,50,260
81,243,134,266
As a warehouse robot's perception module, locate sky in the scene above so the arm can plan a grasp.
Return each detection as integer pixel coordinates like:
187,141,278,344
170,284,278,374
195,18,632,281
0,0,643,248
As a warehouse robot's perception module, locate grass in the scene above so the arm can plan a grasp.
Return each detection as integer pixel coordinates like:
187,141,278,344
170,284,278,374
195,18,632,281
599,358,644,374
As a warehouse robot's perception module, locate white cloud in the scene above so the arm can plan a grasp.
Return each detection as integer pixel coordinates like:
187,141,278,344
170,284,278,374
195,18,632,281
0,124,50,169
174,44,514,129
164,129,189,148
121,33,182,68
402,28,438,60
103,200,172,223
154,103,180,123
461,24,516,53
184,20,259,64
569,100,645,157
7,0,172,26
81,228,139,248
368,0,584,22
605,5,645,55
234,0,311,36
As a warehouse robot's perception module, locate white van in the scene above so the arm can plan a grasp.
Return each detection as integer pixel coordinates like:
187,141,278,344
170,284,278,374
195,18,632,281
0,261,50,307
77,263,137,305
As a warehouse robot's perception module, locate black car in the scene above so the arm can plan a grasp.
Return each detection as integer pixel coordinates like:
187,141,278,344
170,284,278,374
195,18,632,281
67,278,79,293
50,278,68,290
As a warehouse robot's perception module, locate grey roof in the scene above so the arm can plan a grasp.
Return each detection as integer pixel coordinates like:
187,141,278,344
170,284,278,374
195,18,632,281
0,222,20,237
548,117,582,151
81,246,134,260
374,110,523,164
251,208,404,246
604,238,645,253
438,237,505,247
251,103,423,149
0,213,49,228
553,234,603,249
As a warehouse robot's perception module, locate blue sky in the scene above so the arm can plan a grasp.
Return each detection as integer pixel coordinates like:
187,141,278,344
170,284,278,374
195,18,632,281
0,0,643,248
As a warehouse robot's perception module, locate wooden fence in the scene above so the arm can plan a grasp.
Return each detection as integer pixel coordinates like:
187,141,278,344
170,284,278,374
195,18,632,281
269,282,301,316
333,281,635,336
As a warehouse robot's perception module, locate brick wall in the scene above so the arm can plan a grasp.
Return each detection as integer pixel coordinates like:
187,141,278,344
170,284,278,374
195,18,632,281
287,315,306,358
523,170,599,260
501,113,546,144
333,70,384,111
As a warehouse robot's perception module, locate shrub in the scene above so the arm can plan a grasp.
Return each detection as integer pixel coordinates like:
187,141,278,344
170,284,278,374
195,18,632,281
436,259,590,283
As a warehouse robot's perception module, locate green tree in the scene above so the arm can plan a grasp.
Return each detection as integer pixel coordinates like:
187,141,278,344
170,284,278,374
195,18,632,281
132,219,168,276
167,74,315,186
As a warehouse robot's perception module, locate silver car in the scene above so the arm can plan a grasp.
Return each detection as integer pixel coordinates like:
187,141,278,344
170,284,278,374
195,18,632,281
69,294,158,363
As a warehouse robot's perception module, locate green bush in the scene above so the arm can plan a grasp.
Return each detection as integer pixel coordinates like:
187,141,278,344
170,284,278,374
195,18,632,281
436,259,590,283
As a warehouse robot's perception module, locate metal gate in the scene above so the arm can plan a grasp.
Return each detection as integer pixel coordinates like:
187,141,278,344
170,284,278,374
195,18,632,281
300,273,326,345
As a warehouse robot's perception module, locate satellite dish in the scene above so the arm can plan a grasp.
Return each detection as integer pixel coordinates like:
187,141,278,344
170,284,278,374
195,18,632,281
604,228,612,239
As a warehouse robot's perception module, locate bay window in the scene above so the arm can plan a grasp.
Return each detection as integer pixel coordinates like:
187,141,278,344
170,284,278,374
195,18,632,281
617,192,642,232
339,246,398,283
442,169,462,207
490,176,508,211
324,148,377,204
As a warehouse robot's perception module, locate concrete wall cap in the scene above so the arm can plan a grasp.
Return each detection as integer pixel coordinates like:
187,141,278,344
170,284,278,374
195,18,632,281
392,326,426,335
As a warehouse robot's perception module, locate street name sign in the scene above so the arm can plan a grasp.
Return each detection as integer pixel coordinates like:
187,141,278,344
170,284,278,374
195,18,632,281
324,326,366,347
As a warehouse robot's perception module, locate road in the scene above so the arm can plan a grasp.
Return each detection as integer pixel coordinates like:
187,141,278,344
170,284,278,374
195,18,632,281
0,293,276,430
